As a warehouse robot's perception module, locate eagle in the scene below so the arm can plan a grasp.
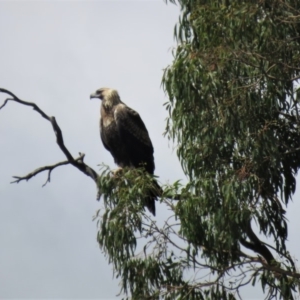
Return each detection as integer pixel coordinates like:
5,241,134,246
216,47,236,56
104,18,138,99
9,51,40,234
90,87,160,215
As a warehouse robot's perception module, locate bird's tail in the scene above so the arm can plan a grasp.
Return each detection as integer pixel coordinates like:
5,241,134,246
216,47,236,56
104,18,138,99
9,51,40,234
145,179,162,216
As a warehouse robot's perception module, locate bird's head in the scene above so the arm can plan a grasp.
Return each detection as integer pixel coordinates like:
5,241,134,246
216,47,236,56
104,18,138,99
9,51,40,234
90,87,121,107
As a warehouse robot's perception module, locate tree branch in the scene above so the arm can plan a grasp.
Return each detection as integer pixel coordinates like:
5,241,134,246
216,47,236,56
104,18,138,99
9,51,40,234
240,220,275,265
11,154,86,187
0,88,100,199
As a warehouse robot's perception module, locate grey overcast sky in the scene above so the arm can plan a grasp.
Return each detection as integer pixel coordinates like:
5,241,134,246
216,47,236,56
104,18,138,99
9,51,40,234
1,1,300,300
0,1,182,299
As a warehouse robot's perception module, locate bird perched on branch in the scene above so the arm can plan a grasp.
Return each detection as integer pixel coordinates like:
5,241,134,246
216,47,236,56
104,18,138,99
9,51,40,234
90,87,160,215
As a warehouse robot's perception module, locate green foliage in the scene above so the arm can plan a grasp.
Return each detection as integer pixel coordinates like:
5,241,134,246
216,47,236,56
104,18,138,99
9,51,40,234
162,0,300,298
95,167,186,299
96,167,245,299
95,1,300,299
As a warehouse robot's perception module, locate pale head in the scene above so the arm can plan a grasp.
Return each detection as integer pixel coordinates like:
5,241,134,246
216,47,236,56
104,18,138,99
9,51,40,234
90,87,121,107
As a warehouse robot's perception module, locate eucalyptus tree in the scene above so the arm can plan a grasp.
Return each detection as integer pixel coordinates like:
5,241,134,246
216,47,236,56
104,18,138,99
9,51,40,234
2,1,300,299
97,1,300,298
161,0,300,298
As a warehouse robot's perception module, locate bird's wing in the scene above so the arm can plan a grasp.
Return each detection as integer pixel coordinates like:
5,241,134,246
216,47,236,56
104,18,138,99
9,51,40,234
114,104,155,173
115,104,153,148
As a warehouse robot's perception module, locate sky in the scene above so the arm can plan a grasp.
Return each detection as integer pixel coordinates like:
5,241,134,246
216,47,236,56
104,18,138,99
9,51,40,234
0,1,300,300
0,1,183,299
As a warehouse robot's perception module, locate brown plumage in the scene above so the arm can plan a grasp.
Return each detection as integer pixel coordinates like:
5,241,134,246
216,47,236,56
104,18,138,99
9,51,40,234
90,87,159,215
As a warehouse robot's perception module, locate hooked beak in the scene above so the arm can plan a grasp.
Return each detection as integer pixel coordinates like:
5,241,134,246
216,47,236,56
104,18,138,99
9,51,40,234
90,92,99,100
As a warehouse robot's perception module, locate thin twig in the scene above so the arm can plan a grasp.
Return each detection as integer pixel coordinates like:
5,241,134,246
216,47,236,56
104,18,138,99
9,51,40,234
11,154,85,187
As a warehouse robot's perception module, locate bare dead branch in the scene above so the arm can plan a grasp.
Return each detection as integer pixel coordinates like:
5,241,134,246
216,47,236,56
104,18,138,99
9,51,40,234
11,154,86,187
0,88,50,120
0,88,100,198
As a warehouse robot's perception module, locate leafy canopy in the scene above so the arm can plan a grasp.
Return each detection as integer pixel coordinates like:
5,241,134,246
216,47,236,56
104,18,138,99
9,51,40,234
97,1,300,299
